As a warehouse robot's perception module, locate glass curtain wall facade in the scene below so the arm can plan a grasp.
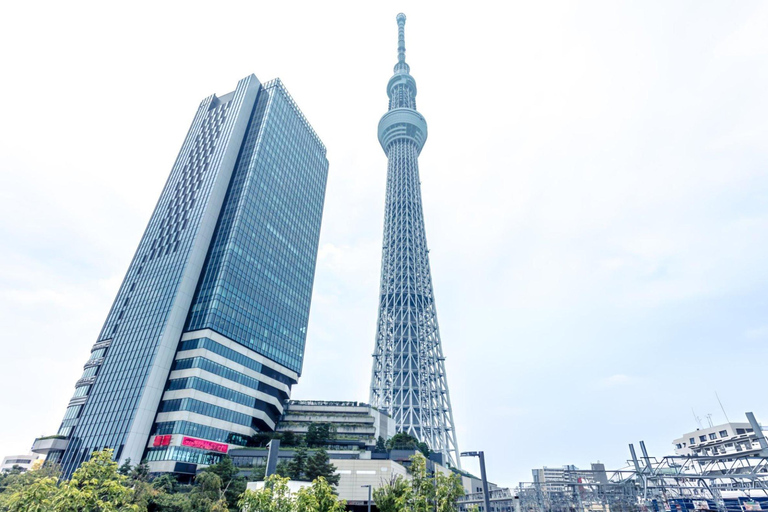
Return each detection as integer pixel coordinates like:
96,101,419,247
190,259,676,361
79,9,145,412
43,75,328,478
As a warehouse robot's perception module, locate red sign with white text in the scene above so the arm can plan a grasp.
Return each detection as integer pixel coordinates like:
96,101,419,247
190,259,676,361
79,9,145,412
153,435,171,447
181,436,228,453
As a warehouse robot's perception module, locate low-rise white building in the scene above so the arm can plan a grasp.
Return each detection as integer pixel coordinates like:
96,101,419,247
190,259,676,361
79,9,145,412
672,422,768,457
1,454,40,472
246,455,490,509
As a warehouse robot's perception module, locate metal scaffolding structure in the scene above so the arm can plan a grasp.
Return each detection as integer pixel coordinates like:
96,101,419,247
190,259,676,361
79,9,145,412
517,442,768,512
369,13,461,468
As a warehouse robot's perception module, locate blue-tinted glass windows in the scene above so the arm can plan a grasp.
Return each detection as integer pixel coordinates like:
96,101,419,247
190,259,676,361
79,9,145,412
178,337,294,385
185,81,328,375
170,357,286,401
73,386,90,398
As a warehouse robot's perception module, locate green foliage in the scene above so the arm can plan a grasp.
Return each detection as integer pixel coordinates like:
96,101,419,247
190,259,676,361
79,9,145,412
435,472,465,512
238,474,294,512
129,461,150,483
372,475,411,512
118,458,133,476
375,436,387,452
150,491,193,512
295,477,345,512
4,476,59,512
0,447,356,512
151,473,178,494
287,445,309,480
371,453,465,512
305,423,335,447
385,432,431,457
53,449,139,511
188,471,228,511
275,460,292,479
304,450,339,486
239,475,345,512
199,456,246,511
0,463,61,511
248,465,267,482
279,431,300,447
408,452,434,512
248,432,275,448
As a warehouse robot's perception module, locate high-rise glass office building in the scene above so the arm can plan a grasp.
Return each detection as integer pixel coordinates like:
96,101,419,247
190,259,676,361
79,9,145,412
369,14,461,468
34,75,328,477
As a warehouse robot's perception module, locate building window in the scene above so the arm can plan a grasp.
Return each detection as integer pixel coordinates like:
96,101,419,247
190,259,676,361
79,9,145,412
690,438,695,444
736,428,746,435
699,435,706,442
709,433,717,440
719,430,728,438
676,444,682,449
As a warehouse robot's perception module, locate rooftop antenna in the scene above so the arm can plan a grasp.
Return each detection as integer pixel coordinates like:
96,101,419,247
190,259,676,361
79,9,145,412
692,408,703,429
705,413,714,428
716,392,731,423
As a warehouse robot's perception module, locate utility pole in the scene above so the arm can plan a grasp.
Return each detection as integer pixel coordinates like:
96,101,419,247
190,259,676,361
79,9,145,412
461,451,492,512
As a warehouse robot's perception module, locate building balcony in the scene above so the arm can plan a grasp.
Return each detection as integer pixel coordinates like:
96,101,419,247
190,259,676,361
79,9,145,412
31,436,69,455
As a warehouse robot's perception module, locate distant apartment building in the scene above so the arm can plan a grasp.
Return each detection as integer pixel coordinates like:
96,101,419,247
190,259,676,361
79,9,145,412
673,422,768,457
532,465,581,493
1,454,40,472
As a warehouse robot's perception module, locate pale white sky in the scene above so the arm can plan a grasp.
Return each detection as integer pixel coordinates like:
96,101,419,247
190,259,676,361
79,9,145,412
2,0,768,487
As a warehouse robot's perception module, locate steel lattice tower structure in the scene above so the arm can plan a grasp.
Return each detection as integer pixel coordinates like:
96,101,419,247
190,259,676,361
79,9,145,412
370,13,461,468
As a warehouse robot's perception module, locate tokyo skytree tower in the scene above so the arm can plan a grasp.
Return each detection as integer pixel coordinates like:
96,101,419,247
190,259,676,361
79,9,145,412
370,13,461,468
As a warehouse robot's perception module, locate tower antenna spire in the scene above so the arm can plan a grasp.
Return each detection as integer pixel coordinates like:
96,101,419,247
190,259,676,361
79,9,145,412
397,13,406,63
394,13,410,73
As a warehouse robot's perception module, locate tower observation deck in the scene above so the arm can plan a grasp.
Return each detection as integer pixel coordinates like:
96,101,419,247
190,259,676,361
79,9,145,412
370,13,461,468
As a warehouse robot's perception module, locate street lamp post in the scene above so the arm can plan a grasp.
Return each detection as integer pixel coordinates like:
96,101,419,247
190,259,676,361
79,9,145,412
461,451,492,512
361,484,372,512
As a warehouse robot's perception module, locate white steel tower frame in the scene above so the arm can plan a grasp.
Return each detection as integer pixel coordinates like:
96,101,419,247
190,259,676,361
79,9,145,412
370,13,461,468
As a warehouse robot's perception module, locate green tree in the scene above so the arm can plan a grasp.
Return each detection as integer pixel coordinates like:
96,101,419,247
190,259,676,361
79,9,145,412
287,445,309,480
53,449,139,511
200,456,246,511
375,436,387,452
247,465,267,482
304,450,339,486
296,477,346,512
152,473,178,494
274,460,292,479
118,458,133,476
4,476,59,512
279,431,299,447
370,453,465,512
385,432,431,457
408,452,435,512
238,474,294,512
0,463,60,510
372,475,411,512
305,423,335,447
435,471,466,512
150,491,193,512
128,461,150,483
247,432,274,448
188,471,228,511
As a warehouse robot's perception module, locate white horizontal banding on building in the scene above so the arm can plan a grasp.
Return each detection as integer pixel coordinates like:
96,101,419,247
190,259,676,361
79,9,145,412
161,388,278,424
152,411,258,438
167,368,283,410
174,348,290,395
181,329,299,382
